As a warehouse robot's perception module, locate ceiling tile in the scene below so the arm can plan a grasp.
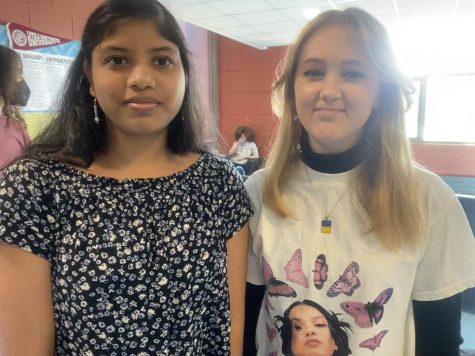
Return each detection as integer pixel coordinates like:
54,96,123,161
232,10,290,25
166,3,224,19
207,0,273,14
348,0,397,12
264,0,329,9
200,15,244,28
455,0,475,12
253,21,301,33
224,26,261,36
160,0,475,51
398,3,458,18
159,0,204,5
277,6,327,20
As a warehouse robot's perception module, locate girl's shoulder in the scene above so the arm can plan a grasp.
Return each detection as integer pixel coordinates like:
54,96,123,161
200,152,239,175
3,158,60,180
244,167,268,196
413,164,461,215
414,165,454,196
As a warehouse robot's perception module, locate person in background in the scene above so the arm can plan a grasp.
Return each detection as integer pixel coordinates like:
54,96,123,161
245,7,475,356
229,126,259,167
0,45,30,174
0,0,251,354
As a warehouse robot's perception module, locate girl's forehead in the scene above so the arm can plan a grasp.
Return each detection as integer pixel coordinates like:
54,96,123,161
303,25,362,55
97,20,173,47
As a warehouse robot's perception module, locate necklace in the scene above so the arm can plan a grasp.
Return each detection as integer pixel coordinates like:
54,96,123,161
303,164,348,234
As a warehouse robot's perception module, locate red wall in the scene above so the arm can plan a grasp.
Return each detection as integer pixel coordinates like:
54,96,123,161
413,143,475,177
218,36,285,157
217,36,475,177
0,0,102,40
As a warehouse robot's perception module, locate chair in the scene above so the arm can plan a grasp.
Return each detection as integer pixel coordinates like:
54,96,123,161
458,194,475,314
242,158,264,175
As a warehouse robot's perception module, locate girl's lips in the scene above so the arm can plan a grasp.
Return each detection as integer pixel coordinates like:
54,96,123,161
127,102,159,111
124,96,160,111
315,109,344,119
315,107,344,112
305,339,322,347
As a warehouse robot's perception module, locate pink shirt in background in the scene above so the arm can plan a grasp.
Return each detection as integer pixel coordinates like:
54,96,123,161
0,114,30,174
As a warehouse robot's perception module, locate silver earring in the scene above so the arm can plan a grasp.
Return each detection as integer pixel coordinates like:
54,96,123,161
293,115,299,122
93,98,100,125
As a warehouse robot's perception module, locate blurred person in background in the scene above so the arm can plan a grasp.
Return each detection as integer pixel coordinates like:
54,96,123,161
229,126,259,175
0,45,30,174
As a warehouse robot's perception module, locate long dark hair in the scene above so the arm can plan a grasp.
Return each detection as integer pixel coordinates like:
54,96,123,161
234,126,256,142
0,45,23,123
274,300,352,356
22,0,215,166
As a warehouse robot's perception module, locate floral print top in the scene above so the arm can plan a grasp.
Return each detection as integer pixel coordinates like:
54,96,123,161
0,154,252,355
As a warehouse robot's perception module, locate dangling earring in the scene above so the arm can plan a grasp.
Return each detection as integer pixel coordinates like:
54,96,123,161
93,97,100,125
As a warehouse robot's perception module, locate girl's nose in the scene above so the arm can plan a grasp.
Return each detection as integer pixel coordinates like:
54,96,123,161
127,63,155,90
320,74,341,102
305,328,317,337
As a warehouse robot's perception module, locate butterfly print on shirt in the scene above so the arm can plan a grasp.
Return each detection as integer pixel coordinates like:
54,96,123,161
340,288,393,328
313,253,328,290
359,329,389,351
327,261,361,297
284,249,309,288
262,257,297,298
266,322,277,342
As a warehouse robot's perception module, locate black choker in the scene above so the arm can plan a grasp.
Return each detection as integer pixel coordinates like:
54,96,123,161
299,135,367,174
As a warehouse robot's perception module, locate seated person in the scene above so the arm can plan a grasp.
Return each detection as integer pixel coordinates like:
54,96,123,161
229,126,259,170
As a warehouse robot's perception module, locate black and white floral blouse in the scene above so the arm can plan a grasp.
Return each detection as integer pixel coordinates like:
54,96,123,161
0,154,252,355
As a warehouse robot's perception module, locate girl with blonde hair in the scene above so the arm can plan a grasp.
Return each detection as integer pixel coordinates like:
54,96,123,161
245,7,475,355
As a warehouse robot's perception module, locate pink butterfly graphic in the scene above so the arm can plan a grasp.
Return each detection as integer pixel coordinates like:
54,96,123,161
269,352,277,356
359,329,389,351
262,257,297,298
284,249,309,288
313,253,328,290
326,261,361,297
266,322,277,342
340,288,393,328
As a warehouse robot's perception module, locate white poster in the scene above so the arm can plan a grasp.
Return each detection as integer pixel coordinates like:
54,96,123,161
17,50,73,112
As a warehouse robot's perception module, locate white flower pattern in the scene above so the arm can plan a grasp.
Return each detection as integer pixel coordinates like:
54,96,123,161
0,154,252,355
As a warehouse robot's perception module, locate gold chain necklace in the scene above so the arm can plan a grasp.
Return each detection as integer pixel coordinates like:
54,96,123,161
303,164,348,234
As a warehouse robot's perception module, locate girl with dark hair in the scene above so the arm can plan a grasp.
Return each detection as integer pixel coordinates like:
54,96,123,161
246,7,475,356
229,126,259,166
275,300,352,356
0,0,251,354
0,45,30,173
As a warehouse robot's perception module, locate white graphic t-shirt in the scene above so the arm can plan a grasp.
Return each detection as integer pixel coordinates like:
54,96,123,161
246,161,475,356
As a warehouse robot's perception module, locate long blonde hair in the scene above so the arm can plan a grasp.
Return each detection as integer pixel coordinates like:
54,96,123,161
264,7,424,250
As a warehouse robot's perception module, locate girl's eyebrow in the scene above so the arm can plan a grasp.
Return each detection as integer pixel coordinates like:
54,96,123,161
302,58,364,66
96,45,178,54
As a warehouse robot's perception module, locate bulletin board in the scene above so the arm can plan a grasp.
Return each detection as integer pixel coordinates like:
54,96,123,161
0,23,80,138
